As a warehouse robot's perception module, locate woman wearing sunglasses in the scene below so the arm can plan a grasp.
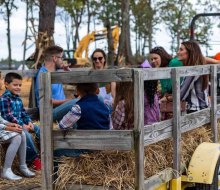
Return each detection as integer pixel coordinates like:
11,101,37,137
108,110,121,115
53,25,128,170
91,49,116,105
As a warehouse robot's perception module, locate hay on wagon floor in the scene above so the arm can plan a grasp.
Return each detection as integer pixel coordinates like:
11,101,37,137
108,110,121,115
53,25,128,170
54,126,213,190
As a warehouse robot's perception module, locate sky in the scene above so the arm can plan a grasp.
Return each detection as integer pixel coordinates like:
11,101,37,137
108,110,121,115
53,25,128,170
0,2,219,61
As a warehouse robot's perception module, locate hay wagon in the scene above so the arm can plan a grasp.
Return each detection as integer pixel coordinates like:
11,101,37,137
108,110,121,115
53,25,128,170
1,65,220,190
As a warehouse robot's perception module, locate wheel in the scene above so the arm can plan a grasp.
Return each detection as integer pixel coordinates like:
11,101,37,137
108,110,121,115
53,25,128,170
194,157,220,190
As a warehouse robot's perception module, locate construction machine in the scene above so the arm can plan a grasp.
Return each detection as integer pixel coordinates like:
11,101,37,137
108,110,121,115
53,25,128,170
63,25,119,67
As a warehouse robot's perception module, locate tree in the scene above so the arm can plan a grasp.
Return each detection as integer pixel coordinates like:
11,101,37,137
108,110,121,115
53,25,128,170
33,0,56,68
0,0,17,69
158,0,196,54
131,0,160,56
118,0,134,65
57,0,85,50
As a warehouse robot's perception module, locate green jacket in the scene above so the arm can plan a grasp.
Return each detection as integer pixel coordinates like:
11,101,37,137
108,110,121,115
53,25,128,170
160,58,183,95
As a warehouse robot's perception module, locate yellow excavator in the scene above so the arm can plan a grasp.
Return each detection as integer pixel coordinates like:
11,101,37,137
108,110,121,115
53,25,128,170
63,25,119,67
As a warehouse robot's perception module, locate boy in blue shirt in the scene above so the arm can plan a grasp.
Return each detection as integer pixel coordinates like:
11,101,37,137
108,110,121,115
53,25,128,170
54,83,110,175
0,72,41,170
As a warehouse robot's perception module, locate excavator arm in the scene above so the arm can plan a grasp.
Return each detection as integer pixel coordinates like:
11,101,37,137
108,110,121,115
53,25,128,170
74,25,119,59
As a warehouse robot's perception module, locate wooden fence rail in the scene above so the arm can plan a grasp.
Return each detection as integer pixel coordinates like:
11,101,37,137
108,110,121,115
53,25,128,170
2,64,219,190
38,65,220,190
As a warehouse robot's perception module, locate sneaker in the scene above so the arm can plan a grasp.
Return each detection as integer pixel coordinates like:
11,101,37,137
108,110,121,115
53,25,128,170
32,157,41,171
1,168,22,180
19,165,35,177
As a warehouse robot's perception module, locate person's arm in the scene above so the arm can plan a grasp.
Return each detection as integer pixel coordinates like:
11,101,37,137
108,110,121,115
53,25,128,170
112,100,125,130
110,82,116,100
0,97,20,125
59,104,81,129
52,99,70,106
20,101,32,124
205,56,220,64
5,123,23,133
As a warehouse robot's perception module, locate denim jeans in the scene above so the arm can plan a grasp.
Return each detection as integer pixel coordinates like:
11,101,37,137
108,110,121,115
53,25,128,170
23,124,40,162
53,99,78,122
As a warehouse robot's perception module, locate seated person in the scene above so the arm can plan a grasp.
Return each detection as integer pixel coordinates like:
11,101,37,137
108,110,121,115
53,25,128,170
35,45,78,122
54,83,110,173
0,72,41,170
0,115,35,180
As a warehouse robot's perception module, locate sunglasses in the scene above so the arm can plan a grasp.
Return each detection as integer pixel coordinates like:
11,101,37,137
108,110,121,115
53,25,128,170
92,57,103,62
151,46,163,51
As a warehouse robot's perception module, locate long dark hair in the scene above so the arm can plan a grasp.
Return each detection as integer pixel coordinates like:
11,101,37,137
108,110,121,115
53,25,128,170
144,80,158,107
150,46,172,67
181,41,208,90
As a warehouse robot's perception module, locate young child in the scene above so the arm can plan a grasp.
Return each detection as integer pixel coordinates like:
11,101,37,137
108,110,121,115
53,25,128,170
59,83,110,130
0,115,35,180
54,83,110,174
0,72,41,170
112,64,160,129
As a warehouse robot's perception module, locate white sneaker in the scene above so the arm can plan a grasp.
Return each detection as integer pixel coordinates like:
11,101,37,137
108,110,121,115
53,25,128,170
19,165,35,177
1,168,22,180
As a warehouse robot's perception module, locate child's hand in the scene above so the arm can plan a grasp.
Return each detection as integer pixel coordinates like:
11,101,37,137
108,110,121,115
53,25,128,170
7,123,22,128
5,125,22,133
23,123,34,132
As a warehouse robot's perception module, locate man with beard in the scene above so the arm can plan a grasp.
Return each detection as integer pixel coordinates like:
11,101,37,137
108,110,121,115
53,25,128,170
35,45,76,121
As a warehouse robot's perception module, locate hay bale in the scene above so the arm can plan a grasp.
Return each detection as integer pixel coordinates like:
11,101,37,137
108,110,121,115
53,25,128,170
54,126,213,190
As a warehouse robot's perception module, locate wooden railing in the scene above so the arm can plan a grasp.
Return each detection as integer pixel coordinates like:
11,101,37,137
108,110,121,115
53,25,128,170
3,64,219,190
39,65,220,190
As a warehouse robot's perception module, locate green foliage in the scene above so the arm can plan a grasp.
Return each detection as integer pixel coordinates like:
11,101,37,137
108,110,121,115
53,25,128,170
158,0,196,53
57,0,85,18
92,0,121,27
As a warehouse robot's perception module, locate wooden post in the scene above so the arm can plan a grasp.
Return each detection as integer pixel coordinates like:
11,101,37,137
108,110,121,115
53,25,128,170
171,68,181,183
210,65,218,142
39,72,54,190
31,77,36,108
133,70,144,190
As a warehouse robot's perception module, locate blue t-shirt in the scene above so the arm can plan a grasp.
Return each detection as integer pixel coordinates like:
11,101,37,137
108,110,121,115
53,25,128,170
35,65,66,107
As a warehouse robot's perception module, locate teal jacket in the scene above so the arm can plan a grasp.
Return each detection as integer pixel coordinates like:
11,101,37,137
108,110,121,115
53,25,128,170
160,58,183,95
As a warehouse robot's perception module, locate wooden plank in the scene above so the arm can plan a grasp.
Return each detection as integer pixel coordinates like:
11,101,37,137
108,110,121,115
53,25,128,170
144,168,173,190
133,70,144,190
144,119,172,145
172,68,181,179
39,72,54,190
31,77,36,108
177,65,210,77
53,130,133,150
142,65,211,80
144,107,215,146
1,69,37,78
50,69,133,83
210,65,218,142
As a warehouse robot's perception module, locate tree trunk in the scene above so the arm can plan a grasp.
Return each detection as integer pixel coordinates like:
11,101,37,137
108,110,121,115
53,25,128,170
86,0,91,34
118,0,134,65
23,0,29,70
6,2,12,69
34,0,56,67
38,0,56,37
106,20,114,67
